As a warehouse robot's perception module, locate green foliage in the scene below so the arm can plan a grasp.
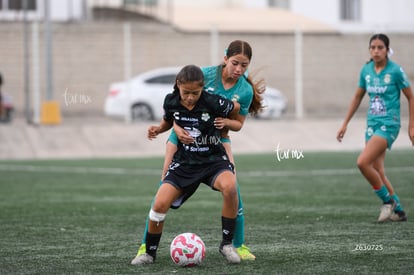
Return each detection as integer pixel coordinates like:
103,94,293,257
0,150,413,274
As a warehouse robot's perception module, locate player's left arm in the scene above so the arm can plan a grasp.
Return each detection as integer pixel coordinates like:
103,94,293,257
214,101,242,131
402,86,414,145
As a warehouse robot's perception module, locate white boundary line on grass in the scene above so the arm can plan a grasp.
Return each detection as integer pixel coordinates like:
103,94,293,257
0,164,412,178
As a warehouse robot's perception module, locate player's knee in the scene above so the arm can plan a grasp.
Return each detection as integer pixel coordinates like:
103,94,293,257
149,209,166,222
356,156,369,170
152,198,171,213
222,183,237,199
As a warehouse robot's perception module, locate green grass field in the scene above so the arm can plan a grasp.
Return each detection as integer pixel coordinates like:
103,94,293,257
0,151,413,274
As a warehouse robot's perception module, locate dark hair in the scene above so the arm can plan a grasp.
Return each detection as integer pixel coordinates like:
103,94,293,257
367,33,390,63
226,40,252,60
223,40,265,115
369,33,390,50
173,65,204,94
0,73,3,86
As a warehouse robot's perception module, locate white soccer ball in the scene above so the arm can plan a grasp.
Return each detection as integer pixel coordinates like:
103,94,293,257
170,232,206,267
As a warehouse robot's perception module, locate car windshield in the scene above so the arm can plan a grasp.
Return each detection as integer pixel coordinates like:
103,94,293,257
145,74,176,85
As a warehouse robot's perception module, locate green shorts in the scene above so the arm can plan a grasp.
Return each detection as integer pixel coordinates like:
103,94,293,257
365,123,400,149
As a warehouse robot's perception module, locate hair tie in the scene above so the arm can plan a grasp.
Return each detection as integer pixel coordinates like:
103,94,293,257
224,48,228,57
388,47,394,58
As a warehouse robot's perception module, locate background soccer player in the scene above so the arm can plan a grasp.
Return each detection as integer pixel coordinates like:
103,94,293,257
337,33,414,222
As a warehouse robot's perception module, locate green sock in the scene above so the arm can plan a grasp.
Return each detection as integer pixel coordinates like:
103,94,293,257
374,185,392,204
232,183,244,248
391,194,403,212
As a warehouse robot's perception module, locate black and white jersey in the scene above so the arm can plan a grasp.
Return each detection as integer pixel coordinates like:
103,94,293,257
163,91,234,166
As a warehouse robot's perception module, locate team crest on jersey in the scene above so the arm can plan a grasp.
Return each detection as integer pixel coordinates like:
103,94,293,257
232,94,240,102
201,112,210,121
365,75,371,83
384,74,391,84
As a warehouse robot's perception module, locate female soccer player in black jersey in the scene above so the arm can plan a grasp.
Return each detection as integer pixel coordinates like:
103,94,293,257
132,65,242,265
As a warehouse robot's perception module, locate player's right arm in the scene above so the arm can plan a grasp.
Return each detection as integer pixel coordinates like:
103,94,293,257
147,118,173,140
337,87,366,142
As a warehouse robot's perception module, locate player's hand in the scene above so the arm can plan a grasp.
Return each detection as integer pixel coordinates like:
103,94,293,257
409,125,414,146
173,123,194,144
147,126,160,140
214,117,226,129
336,125,347,142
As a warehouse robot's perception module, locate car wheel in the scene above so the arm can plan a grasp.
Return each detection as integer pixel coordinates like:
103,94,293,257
131,103,154,121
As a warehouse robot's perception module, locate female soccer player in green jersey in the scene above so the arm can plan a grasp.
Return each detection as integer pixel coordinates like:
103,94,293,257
132,40,265,263
337,34,414,222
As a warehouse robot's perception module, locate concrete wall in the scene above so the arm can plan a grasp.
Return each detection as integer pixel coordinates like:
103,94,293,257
1,20,414,119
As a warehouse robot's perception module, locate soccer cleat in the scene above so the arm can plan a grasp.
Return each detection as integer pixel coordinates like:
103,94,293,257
236,244,256,261
390,210,407,222
377,199,396,222
219,244,241,264
136,244,146,256
130,253,154,265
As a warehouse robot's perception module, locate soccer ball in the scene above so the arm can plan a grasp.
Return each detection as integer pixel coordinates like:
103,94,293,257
170,232,206,267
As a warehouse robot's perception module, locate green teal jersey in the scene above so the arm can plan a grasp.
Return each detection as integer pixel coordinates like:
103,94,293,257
358,60,411,127
167,65,254,145
202,65,253,116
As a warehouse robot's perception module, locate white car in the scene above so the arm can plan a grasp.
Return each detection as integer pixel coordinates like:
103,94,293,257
104,67,287,121
256,86,287,119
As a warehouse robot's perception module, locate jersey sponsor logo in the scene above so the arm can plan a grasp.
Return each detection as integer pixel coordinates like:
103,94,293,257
173,112,180,120
173,111,199,122
366,85,387,94
184,127,201,138
188,146,209,152
369,96,386,115
181,117,199,122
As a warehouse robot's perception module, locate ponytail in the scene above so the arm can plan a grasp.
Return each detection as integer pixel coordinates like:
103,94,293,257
245,71,265,116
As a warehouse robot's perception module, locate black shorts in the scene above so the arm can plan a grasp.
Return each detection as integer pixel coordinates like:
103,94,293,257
163,160,235,209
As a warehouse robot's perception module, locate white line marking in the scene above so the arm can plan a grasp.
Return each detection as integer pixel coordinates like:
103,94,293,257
0,164,412,177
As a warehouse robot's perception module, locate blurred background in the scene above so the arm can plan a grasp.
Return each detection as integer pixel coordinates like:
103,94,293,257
0,0,413,159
